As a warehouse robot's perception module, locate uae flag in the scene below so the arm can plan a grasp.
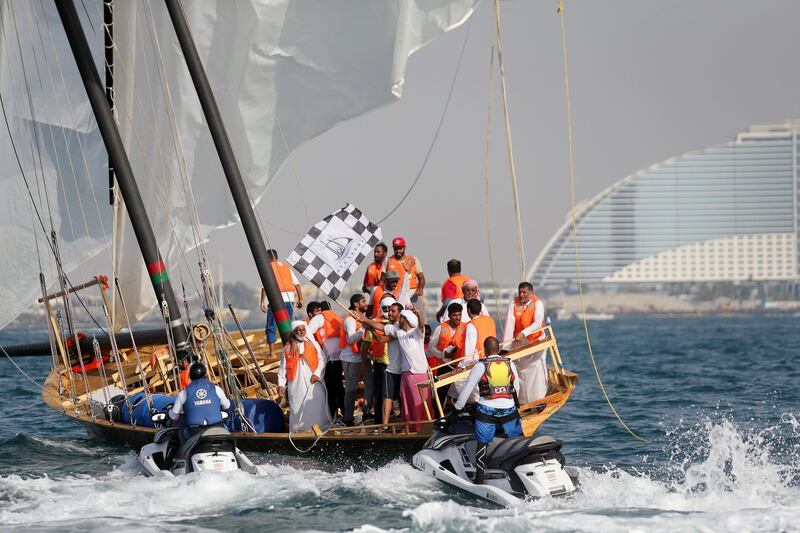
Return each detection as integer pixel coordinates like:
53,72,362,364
287,204,382,300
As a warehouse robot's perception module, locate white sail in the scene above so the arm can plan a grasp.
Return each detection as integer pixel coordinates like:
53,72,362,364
112,0,479,321
0,1,109,330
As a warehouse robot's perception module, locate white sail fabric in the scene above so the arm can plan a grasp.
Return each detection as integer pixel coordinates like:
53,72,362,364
0,1,109,330
112,0,479,321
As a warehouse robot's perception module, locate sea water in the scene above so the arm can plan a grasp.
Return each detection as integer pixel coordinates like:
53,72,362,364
0,316,798,532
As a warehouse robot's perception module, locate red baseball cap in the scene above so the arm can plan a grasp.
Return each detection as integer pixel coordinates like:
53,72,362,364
392,237,406,248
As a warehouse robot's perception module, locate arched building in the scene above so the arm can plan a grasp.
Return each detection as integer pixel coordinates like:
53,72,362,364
529,121,799,288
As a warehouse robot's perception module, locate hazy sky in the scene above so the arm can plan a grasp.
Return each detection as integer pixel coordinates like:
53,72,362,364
206,0,800,288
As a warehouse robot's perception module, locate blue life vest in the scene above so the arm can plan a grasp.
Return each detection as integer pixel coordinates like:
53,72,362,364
183,378,223,426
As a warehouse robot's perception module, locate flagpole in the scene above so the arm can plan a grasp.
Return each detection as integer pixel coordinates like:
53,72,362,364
164,0,291,343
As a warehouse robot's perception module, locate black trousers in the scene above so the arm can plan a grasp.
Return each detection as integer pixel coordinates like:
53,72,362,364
372,362,387,424
325,360,345,418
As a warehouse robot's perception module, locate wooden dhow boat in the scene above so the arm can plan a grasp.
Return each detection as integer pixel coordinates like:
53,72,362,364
0,0,579,457
39,278,577,454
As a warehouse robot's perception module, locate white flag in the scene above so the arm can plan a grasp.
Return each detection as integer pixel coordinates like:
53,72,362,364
287,204,382,300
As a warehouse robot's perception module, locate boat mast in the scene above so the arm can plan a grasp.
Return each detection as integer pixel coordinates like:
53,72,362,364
55,0,191,356
164,0,292,343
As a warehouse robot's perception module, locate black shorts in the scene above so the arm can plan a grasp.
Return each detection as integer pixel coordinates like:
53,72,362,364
383,371,401,401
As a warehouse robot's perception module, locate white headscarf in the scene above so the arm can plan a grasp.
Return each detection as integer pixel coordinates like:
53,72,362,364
400,309,418,329
380,296,396,307
291,320,306,331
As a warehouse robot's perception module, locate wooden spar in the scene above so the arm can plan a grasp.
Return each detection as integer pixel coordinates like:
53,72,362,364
55,0,191,358
163,0,291,343
38,277,102,303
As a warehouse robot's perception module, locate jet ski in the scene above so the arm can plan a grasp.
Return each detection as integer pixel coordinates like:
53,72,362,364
138,411,258,477
412,411,577,506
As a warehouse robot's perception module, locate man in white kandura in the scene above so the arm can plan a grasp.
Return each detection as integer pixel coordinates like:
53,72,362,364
502,282,548,404
277,321,329,431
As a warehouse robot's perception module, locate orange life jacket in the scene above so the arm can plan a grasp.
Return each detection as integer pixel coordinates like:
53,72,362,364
478,357,516,400
440,274,470,302
314,309,342,346
386,256,419,290
179,369,191,390
284,340,319,382
339,317,362,354
370,283,401,317
436,321,466,359
363,261,383,289
469,315,497,357
365,319,389,364
512,294,544,342
271,261,296,293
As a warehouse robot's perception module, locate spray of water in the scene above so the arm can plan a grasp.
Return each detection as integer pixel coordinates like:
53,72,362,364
0,414,797,531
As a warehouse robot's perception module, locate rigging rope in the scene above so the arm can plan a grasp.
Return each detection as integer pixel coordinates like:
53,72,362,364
556,0,647,442
0,344,64,406
482,42,504,324
492,0,526,281
377,15,473,225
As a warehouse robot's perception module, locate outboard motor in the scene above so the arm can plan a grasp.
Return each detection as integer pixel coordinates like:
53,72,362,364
137,411,258,477
413,411,577,506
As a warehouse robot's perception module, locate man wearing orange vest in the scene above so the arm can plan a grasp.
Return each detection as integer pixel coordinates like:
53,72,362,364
340,294,367,426
428,301,467,363
436,279,490,323
277,321,328,431
313,301,345,420
361,295,395,424
260,249,303,357
464,298,497,362
386,237,425,303
368,268,410,317
440,259,470,304
361,242,387,294
502,282,548,404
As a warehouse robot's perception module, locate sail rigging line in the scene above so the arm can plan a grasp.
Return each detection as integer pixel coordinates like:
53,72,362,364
113,277,154,410
35,1,108,240
482,42,504,324
7,2,51,237
92,17,210,304
0,343,65,407
139,3,252,420
492,0,526,281
0,46,109,338
274,115,311,227
556,0,646,442
376,14,473,225
27,2,115,340
139,1,206,258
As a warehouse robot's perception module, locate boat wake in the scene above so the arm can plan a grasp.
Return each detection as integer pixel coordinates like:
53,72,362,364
0,414,797,531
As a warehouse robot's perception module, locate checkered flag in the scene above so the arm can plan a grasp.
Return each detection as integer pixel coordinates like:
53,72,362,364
286,204,382,300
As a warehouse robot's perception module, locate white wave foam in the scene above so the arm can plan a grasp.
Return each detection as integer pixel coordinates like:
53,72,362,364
0,457,440,527
2,416,798,531
401,415,800,533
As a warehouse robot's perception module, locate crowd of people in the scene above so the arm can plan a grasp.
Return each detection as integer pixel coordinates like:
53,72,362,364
264,237,550,432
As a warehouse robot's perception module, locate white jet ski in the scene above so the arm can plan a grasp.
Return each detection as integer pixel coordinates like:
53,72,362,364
412,412,577,506
138,411,258,477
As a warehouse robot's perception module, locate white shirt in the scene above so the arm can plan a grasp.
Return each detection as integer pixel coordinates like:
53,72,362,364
463,321,479,360
276,337,326,387
339,315,364,363
386,321,402,374
169,384,230,421
454,357,520,411
440,298,489,323
502,298,544,342
383,323,429,374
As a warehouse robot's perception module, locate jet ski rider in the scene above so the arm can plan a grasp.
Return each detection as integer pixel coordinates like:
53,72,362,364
453,336,522,485
168,362,231,442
